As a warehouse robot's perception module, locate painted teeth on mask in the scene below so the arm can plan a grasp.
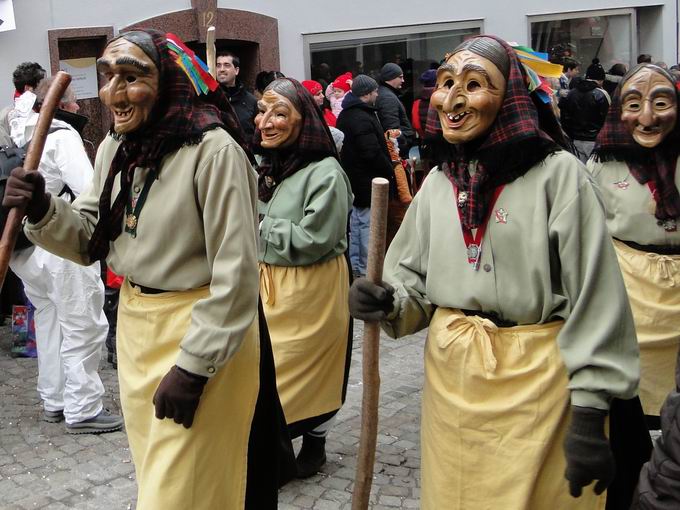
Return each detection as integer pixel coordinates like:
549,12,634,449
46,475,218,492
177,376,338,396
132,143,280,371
115,108,133,118
446,111,470,122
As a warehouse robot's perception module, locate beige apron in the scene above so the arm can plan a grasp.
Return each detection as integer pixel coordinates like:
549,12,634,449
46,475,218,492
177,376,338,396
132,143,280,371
117,280,259,510
260,255,350,425
614,239,680,416
421,308,605,510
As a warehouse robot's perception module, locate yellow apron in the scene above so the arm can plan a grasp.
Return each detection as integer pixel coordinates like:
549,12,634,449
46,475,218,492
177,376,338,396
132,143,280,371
422,308,605,510
117,280,259,510
260,255,350,425
614,239,680,416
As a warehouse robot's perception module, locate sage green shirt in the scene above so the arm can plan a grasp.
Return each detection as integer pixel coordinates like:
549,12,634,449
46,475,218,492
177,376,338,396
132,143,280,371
382,150,639,410
587,158,680,246
24,128,260,378
258,156,352,266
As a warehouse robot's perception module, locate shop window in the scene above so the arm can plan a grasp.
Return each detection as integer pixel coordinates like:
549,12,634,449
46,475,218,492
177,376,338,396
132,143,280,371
530,10,633,72
304,22,481,115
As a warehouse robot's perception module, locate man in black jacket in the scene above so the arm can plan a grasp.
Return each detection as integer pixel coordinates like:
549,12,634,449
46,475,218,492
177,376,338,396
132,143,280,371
337,75,394,277
216,51,258,145
559,59,611,162
376,63,414,159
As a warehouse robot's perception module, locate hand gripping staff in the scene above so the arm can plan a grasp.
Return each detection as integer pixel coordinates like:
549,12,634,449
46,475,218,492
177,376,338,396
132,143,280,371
0,71,72,289
352,177,390,510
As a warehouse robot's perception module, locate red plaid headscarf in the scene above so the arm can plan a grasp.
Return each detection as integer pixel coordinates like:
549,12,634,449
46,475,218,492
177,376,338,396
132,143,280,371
87,29,248,261
429,36,561,230
253,78,338,202
594,64,680,221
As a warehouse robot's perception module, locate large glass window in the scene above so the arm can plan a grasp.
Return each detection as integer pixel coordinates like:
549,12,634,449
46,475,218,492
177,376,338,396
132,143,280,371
530,10,633,71
304,22,481,114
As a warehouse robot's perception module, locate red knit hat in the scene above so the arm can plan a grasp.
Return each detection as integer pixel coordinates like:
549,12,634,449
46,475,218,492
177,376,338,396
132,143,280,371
301,80,323,95
332,72,352,93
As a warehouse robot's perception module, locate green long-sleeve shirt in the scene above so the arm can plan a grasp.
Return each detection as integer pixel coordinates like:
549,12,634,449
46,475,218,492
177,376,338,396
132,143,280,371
258,156,352,266
382,150,639,410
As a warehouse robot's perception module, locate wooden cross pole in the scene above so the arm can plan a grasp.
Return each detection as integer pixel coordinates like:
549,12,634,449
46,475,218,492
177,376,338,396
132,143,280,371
0,71,71,289
352,177,390,510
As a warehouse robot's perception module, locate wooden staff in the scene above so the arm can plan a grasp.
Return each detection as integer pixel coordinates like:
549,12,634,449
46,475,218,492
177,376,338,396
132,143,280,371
206,26,216,77
0,72,71,289
352,177,390,510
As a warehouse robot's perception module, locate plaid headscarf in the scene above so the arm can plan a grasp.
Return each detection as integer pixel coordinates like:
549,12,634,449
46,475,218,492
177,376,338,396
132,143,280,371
253,78,338,202
87,29,248,261
428,36,561,230
594,64,680,221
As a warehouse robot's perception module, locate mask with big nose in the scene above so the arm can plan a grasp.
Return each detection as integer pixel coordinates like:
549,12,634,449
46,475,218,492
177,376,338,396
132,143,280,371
431,41,507,145
97,35,160,134
620,65,678,149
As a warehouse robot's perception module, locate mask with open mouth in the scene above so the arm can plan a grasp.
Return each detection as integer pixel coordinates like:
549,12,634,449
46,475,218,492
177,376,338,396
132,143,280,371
431,48,506,144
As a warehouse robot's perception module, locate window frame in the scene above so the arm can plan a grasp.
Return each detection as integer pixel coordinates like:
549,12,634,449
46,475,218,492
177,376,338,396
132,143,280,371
526,7,637,67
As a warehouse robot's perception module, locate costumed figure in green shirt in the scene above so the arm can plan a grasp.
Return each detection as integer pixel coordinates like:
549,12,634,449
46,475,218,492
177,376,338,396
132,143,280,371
349,35,641,509
255,77,354,478
588,64,680,426
3,30,294,509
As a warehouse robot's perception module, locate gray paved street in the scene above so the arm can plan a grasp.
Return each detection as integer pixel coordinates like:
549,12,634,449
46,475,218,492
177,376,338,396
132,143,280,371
0,322,426,509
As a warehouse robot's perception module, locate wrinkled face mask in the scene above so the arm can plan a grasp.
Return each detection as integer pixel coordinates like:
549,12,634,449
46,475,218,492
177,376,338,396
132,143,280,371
620,67,677,148
431,50,506,144
97,38,159,134
255,90,303,149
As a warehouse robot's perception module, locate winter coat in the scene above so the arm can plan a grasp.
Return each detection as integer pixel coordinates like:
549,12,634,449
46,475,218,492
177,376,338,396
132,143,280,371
337,93,395,208
376,83,414,158
635,346,680,509
558,79,610,141
222,82,258,145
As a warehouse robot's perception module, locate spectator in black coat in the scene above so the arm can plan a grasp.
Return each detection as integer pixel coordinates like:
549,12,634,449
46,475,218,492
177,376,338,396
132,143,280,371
376,63,414,159
337,75,394,277
559,58,610,162
216,52,258,145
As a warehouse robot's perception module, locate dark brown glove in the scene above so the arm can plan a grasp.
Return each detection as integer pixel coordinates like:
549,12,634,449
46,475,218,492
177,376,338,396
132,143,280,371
153,365,209,429
3,167,51,223
564,405,615,497
349,277,395,322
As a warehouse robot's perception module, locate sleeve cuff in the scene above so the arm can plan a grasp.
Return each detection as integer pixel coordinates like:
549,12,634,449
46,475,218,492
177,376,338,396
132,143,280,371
24,197,56,230
176,349,219,378
260,215,273,239
570,389,610,411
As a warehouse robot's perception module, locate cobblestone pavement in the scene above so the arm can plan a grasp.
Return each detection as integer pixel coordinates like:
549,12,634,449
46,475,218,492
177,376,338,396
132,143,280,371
0,322,426,509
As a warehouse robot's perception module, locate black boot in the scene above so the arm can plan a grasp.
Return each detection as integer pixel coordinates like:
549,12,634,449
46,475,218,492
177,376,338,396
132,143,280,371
295,433,326,478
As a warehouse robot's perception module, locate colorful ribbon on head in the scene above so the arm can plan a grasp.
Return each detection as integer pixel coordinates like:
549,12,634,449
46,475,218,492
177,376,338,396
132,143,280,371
166,33,219,95
510,44,563,104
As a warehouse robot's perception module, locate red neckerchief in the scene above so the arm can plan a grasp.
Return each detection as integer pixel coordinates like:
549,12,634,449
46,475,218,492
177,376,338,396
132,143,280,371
451,182,505,269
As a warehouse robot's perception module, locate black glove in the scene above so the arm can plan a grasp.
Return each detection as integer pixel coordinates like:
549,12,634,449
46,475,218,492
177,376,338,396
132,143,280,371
349,277,395,322
564,405,615,498
153,365,209,429
3,167,51,223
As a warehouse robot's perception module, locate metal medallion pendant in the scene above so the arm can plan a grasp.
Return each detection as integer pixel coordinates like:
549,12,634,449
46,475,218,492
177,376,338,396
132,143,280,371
467,243,481,269
125,214,138,231
457,191,468,208
662,218,677,232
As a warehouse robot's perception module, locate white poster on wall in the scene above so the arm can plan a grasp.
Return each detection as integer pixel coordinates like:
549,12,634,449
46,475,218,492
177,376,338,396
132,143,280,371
0,0,16,32
59,57,99,100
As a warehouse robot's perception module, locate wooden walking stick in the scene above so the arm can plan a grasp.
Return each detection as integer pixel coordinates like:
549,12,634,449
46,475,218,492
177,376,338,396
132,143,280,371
206,26,216,78
0,71,71,289
352,177,390,510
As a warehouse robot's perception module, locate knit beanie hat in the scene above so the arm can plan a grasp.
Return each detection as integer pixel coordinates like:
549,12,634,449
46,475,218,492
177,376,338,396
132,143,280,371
332,72,352,93
380,63,403,81
351,74,379,97
586,58,605,81
301,80,323,95
420,69,437,87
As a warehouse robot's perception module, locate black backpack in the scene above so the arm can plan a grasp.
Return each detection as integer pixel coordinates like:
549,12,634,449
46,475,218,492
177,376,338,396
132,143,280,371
0,126,73,251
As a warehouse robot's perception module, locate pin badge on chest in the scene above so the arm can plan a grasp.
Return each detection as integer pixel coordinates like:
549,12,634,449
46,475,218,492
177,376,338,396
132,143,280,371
495,208,508,224
467,244,481,270
457,191,468,207
613,180,630,190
